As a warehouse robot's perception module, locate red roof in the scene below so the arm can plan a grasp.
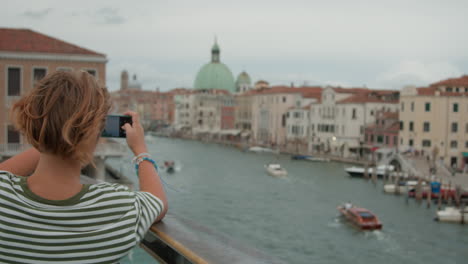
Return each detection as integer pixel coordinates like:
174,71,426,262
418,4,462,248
250,86,323,96
0,28,105,56
431,75,468,87
337,93,398,104
381,112,399,119
332,87,369,94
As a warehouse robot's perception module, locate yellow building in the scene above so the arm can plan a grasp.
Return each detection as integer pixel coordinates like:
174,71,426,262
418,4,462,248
399,75,468,169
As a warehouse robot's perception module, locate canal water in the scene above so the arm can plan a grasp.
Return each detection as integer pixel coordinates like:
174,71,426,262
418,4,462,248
112,136,467,264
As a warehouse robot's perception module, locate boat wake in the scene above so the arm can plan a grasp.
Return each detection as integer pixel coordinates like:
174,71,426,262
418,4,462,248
327,217,342,228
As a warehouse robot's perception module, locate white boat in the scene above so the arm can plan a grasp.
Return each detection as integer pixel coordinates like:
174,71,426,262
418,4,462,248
435,207,468,223
265,164,288,177
383,180,422,194
248,146,279,154
345,164,394,178
305,157,330,162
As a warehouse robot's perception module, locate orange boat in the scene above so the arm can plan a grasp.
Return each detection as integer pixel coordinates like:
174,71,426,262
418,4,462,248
337,204,383,230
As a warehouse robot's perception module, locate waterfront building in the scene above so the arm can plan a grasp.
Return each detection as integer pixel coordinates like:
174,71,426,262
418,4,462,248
309,87,399,158
0,28,106,145
285,101,316,154
364,110,399,149
399,75,468,169
234,91,254,139
250,86,322,147
111,71,178,129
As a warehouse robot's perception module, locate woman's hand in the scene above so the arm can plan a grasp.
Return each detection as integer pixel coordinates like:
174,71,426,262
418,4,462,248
121,111,148,155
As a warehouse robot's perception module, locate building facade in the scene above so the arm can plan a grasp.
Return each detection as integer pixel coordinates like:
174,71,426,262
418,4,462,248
0,28,106,145
399,75,468,169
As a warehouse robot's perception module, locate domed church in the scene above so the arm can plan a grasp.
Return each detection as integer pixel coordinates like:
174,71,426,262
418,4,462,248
194,40,237,93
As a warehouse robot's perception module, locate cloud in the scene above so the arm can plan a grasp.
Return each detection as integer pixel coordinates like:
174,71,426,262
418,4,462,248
21,8,53,19
94,8,125,25
374,61,462,89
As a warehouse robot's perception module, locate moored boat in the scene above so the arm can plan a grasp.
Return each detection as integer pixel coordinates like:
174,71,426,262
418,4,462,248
249,146,279,154
291,155,312,160
305,157,330,162
384,180,422,194
345,165,394,178
337,204,382,230
435,207,468,223
264,164,288,178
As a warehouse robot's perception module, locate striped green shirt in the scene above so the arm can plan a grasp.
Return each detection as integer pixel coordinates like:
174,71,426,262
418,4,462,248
0,171,164,264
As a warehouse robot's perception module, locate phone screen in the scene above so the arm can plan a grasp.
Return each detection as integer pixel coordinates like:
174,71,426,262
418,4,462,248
101,115,132,138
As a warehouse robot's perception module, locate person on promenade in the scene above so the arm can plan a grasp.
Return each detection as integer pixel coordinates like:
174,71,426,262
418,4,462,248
0,71,167,263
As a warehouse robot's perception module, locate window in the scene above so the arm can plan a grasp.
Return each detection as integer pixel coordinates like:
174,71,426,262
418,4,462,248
411,102,414,112
377,135,384,143
393,136,398,145
423,122,430,132
452,122,458,133
311,124,314,131
425,102,430,112
400,138,403,145
86,69,96,77
365,134,368,141
282,114,286,127
422,140,431,147
7,67,21,96
282,97,286,103
409,139,414,146
401,102,404,112
352,108,356,119
370,110,374,116
409,121,414,132
7,125,20,143
465,141,468,148
450,140,458,149
33,68,46,83
370,135,374,142
447,87,453,92
466,123,468,133
400,121,404,131
453,103,459,112
385,136,389,144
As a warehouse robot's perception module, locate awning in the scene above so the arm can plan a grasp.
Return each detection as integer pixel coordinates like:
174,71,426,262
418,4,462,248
463,152,468,157
241,131,251,137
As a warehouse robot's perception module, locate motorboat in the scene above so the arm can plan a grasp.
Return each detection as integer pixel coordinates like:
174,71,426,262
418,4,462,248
435,207,468,223
305,157,330,162
163,161,175,174
264,163,288,177
248,146,279,154
345,164,394,178
384,180,422,194
337,204,382,230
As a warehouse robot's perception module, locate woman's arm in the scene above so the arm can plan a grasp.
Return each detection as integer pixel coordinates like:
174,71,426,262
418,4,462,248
122,112,168,222
0,148,40,176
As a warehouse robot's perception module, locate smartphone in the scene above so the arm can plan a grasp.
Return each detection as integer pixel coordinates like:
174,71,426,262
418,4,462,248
101,115,132,138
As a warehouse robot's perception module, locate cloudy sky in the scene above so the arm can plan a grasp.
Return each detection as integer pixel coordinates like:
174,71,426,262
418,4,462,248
2,0,467,91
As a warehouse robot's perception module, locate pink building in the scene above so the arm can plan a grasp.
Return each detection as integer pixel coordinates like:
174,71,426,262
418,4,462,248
364,111,399,148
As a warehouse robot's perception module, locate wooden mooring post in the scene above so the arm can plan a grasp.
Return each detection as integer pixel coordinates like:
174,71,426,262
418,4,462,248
437,180,443,210
364,163,369,180
371,164,378,185
426,180,431,209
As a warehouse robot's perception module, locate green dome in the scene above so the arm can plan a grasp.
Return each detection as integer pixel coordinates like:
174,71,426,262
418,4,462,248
194,63,236,93
236,71,251,86
193,39,235,93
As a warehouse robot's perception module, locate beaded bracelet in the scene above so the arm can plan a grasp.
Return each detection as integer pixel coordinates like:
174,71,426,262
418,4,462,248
132,152,151,164
134,157,159,177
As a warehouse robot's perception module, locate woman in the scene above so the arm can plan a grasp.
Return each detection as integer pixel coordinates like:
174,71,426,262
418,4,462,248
0,71,167,263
